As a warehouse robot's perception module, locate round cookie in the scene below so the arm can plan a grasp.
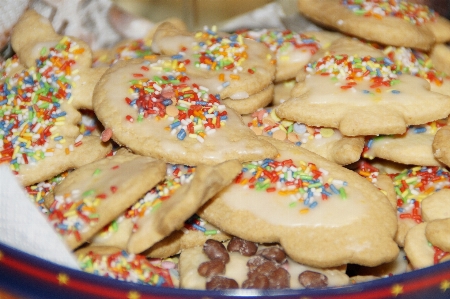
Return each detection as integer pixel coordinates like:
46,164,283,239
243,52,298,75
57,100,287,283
243,107,364,165
93,57,278,166
199,137,399,268
150,22,276,114
298,0,450,50
276,37,450,136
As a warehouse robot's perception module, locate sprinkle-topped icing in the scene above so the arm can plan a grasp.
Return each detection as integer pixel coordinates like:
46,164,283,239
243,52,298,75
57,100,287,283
390,166,450,223
239,29,320,64
126,59,227,142
26,171,69,213
78,250,175,287
247,107,337,145
0,37,83,172
363,119,447,158
112,39,157,65
341,0,437,25
234,158,348,214
183,214,221,236
355,160,380,185
306,53,402,93
383,46,448,86
193,26,248,72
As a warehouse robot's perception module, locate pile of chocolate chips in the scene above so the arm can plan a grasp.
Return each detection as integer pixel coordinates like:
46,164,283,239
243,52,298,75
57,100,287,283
198,237,329,290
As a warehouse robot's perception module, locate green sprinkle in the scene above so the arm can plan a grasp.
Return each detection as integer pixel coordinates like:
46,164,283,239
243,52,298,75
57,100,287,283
204,230,218,236
93,169,102,176
82,190,96,197
339,187,347,199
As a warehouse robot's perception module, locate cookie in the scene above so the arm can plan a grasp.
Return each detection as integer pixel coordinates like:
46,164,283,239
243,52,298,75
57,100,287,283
89,160,241,254
239,29,320,82
244,107,364,165
391,166,450,246
179,238,349,290
426,218,450,253
44,148,167,249
421,188,450,221
363,119,447,166
432,119,450,167
150,22,276,114
298,0,450,50
404,222,449,269
93,57,278,166
430,44,450,76
199,137,398,268
1,10,112,186
75,245,178,287
275,37,450,136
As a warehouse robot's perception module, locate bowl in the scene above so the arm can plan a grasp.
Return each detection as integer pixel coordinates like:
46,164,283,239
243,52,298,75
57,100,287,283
1,241,450,299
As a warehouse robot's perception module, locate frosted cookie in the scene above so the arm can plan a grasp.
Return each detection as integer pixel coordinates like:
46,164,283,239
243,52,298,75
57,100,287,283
44,149,166,249
430,44,450,76
244,107,364,165
150,23,276,114
390,166,450,246
93,57,278,166
1,10,112,186
404,222,450,269
238,29,320,82
179,238,349,290
75,246,178,287
363,119,447,166
433,119,450,167
199,137,398,268
90,160,241,254
426,218,450,253
298,0,450,50
145,216,231,259
276,37,450,136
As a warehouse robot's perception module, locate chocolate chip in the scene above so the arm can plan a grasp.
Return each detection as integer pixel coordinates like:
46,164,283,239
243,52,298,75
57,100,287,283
206,276,239,290
258,247,286,263
298,270,328,289
227,237,258,256
267,267,290,289
198,260,226,277
242,274,270,289
203,239,230,263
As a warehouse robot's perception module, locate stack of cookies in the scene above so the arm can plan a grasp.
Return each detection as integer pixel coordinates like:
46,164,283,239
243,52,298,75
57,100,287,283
3,0,450,291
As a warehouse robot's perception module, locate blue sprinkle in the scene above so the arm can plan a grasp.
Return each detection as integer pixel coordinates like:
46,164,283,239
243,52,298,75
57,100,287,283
295,141,302,146
391,90,400,94
177,129,186,140
171,54,183,59
367,139,374,148
196,101,207,105
366,65,373,72
322,190,332,197
222,81,230,88
376,68,382,77
0,99,8,105
330,184,339,194
383,57,393,66
162,99,173,106
309,201,318,208
220,115,227,120
54,136,63,141
414,127,426,134
192,224,206,232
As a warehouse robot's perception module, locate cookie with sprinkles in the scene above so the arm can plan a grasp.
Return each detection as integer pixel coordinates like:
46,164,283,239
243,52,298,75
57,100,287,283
363,119,447,166
179,240,350,290
43,148,167,250
150,22,276,114
298,0,450,51
93,57,278,166
243,107,364,165
1,10,112,186
389,166,450,246
432,119,450,167
404,222,450,269
198,137,398,268
238,29,320,83
276,37,450,136
75,246,178,287
89,160,241,254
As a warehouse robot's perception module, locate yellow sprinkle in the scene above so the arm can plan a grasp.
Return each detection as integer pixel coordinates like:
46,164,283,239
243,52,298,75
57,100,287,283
299,208,309,214
270,109,281,122
188,134,197,138
63,210,77,217
320,128,334,138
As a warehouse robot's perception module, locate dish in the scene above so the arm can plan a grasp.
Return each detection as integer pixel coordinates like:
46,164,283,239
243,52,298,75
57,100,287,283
1,241,450,299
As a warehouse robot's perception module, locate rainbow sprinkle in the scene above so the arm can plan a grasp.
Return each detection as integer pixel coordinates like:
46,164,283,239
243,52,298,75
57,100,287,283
239,29,320,64
234,158,348,214
183,214,221,236
25,171,69,213
341,0,437,25
77,250,175,287
390,166,450,223
247,107,337,145
383,46,448,85
126,59,227,142
306,53,402,93
112,39,156,65
0,37,84,172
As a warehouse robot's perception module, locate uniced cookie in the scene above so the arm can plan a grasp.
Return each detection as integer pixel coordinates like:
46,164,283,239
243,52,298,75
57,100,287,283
93,57,278,166
199,137,399,268
276,37,450,136
298,0,450,51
